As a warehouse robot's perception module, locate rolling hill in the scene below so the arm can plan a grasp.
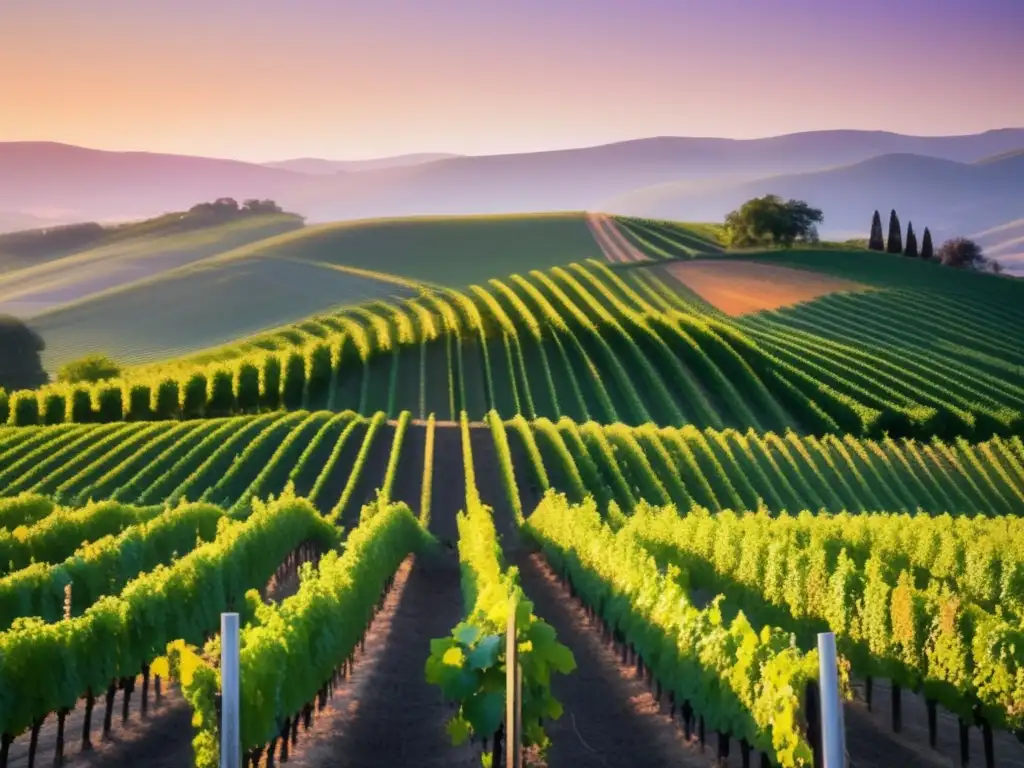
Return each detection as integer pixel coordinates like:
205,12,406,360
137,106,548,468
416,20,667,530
3,129,1022,229
21,212,605,371
2,210,1024,768
0,212,305,316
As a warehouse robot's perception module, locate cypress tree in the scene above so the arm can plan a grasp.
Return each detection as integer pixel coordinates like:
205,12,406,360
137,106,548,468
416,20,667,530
868,210,885,251
921,227,934,260
904,221,918,258
887,209,903,254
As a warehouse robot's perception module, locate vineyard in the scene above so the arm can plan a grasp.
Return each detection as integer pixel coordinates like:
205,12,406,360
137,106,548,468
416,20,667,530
1,213,1023,768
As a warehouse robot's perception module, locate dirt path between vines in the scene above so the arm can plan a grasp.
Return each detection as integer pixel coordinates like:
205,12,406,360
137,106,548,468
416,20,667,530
286,423,471,767
6,683,193,768
336,421,396,528
389,421,426,514
586,214,647,264
474,430,710,768
283,555,477,768
506,546,718,768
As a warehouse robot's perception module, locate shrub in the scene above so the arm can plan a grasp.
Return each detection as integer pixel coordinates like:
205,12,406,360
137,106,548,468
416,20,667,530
70,388,93,423
127,383,153,420
182,372,208,419
153,378,180,419
41,391,66,425
8,391,40,425
282,351,306,410
260,354,282,409
94,383,124,422
206,368,235,416
305,343,332,406
234,362,260,413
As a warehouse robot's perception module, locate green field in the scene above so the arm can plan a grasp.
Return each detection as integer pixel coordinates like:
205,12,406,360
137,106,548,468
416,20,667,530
0,213,304,315
203,212,606,286
8,212,605,372
1,213,1023,768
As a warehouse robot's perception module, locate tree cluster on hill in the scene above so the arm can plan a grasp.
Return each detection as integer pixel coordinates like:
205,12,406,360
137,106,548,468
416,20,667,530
868,209,1003,274
0,222,107,260
188,198,283,217
723,195,824,247
0,316,48,391
57,353,123,385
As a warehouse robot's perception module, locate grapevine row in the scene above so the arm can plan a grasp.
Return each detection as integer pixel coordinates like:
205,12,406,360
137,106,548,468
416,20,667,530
424,412,575,760
5,262,1019,442
524,491,827,767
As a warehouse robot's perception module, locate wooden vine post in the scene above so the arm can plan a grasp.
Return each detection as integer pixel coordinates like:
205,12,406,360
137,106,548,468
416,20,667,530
506,595,522,768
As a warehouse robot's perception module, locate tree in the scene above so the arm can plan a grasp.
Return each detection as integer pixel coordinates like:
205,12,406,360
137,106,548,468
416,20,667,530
57,353,122,384
0,316,48,391
904,221,918,258
723,195,824,248
921,228,934,260
242,199,283,214
886,210,903,254
868,210,885,251
936,238,985,269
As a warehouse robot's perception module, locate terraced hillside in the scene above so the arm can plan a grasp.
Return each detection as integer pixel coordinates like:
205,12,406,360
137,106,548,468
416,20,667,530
1,213,1023,768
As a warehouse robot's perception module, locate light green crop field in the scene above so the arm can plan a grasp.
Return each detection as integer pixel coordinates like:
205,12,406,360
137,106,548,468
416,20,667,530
212,212,606,286
0,214,304,317
31,255,416,370
22,212,606,371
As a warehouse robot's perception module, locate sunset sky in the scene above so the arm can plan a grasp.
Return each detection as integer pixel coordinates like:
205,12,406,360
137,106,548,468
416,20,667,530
2,0,1021,162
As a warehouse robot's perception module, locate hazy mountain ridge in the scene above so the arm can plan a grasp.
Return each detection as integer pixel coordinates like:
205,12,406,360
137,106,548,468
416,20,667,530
605,150,1024,272
262,153,461,174
1,130,1022,265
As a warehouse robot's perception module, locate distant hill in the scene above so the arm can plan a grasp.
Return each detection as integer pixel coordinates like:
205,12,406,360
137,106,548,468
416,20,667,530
262,153,460,174
2,130,1022,229
605,151,1024,272
23,212,603,371
0,142,307,227
0,210,304,317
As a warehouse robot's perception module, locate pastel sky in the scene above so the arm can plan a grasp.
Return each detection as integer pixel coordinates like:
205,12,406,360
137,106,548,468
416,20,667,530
2,0,1022,161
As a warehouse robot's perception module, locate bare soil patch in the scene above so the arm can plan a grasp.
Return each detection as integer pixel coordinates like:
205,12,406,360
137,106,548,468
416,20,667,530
389,421,426,514
336,422,395,528
510,549,721,768
284,555,477,768
663,259,869,316
427,424,465,543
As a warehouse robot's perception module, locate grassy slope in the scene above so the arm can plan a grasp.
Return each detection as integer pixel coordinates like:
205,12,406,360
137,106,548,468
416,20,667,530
28,213,604,371
33,258,416,370
201,212,605,286
0,214,304,317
